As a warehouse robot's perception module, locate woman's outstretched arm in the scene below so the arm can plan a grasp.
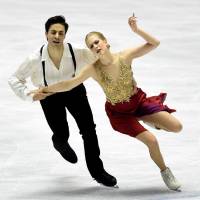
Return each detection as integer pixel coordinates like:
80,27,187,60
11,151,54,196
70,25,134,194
29,64,95,95
44,64,94,93
122,16,160,62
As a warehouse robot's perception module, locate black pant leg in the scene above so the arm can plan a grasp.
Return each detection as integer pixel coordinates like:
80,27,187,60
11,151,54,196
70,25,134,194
65,84,105,178
40,93,70,150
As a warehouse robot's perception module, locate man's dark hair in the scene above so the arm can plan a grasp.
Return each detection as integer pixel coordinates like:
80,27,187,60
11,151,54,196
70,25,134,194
45,15,69,33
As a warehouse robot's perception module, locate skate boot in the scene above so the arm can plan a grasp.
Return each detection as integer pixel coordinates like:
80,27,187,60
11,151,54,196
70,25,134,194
161,167,181,191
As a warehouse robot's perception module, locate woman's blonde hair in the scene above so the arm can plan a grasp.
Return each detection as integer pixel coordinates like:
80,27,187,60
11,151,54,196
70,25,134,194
85,31,107,47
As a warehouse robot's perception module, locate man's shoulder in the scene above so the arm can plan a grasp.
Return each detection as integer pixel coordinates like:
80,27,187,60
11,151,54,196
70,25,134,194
64,43,93,61
30,44,49,60
24,46,43,64
65,43,87,51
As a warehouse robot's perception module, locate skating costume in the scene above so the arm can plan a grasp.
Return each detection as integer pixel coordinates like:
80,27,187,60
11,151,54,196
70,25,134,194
95,56,176,137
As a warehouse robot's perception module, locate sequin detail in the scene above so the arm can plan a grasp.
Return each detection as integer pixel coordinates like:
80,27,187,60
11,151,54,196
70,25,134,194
95,56,137,105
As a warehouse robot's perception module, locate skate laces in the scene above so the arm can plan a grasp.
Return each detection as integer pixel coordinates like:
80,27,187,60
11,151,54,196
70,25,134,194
164,168,176,183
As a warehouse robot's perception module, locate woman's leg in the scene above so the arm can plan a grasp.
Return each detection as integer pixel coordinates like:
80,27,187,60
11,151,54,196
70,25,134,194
136,131,167,171
136,130,181,190
139,111,182,132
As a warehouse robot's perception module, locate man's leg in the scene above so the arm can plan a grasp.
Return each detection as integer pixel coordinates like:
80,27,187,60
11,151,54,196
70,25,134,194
40,94,77,163
65,84,117,186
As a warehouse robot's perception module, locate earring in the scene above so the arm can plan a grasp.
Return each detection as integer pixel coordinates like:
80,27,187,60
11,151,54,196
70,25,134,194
106,44,110,49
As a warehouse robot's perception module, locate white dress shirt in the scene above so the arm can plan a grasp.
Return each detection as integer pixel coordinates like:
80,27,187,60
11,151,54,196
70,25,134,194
8,43,96,101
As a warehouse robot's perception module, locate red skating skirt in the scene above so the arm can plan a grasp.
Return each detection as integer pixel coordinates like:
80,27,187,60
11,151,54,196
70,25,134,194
105,88,176,137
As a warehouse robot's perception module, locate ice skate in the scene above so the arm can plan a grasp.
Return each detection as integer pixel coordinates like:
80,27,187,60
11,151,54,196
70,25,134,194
161,167,181,191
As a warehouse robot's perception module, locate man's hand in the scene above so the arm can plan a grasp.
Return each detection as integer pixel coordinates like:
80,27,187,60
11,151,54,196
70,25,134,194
28,88,54,101
32,92,52,101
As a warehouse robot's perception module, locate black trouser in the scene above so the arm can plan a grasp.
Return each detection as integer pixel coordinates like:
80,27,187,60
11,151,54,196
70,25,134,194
40,84,104,178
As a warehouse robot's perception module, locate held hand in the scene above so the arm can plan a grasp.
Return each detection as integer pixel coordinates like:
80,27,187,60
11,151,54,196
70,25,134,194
128,16,138,32
29,88,44,94
32,92,52,101
28,88,54,101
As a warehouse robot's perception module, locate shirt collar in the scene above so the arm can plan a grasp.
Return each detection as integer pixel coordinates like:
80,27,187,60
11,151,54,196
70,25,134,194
41,43,72,61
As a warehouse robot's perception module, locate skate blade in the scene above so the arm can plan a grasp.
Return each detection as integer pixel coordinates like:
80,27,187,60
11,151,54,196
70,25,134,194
171,188,182,192
99,183,119,188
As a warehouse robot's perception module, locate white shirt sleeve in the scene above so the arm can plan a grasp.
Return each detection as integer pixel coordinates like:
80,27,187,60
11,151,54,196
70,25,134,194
73,47,97,74
8,54,38,102
80,48,97,64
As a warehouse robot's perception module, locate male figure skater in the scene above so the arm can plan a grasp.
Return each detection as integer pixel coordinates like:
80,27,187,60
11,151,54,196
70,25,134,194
8,15,117,187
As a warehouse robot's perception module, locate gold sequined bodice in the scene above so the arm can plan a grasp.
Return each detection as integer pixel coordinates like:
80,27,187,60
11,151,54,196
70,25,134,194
95,56,137,105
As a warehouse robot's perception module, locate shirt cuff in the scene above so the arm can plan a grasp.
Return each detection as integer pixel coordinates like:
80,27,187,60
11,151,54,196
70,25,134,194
24,88,34,102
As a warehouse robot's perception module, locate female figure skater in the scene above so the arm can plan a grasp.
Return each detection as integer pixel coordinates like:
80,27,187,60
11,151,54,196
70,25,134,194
30,15,182,190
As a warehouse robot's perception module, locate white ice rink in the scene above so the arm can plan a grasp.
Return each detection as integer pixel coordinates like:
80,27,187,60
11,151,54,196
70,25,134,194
0,0,200,199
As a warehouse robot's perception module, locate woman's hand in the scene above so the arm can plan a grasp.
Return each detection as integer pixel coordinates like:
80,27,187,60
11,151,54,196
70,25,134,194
28,87,54,101
29,87,44,94
128,16,138,32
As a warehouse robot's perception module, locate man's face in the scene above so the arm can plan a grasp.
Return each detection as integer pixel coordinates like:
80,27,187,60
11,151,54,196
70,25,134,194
46,23,66,46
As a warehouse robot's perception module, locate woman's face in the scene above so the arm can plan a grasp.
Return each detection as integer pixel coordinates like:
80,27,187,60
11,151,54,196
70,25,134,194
46,23,66,47
86,34,108,56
